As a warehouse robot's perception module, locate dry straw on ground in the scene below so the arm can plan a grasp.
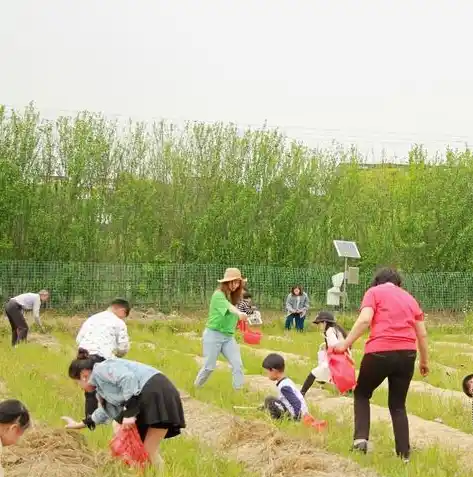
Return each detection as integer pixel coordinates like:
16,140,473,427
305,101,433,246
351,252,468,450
27,333,61,350
3,424,109,477
184,397,378,477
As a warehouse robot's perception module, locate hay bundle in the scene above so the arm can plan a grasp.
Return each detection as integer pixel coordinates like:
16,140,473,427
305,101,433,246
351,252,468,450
3,424,110,477
222,420,329,476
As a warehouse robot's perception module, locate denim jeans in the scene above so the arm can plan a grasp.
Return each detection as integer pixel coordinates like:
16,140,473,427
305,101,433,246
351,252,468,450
194,328,244,389
285,313,305,331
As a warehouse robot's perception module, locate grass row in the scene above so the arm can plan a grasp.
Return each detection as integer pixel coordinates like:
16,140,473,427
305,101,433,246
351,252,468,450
130,325,473,436
2,317,472,477
0,339,253,477
60,324,470,477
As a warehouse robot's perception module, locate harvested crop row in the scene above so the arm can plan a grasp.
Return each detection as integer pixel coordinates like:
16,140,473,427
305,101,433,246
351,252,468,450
182,396,380,477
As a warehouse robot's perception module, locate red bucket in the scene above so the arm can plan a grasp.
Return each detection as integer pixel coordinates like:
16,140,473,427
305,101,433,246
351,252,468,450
243,330,262,345
237,320,248,332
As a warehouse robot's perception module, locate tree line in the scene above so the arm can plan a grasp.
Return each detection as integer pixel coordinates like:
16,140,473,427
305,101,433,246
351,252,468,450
1,103,472,273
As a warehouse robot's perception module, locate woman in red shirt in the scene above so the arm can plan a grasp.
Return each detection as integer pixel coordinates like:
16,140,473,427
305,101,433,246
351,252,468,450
335,268,429,462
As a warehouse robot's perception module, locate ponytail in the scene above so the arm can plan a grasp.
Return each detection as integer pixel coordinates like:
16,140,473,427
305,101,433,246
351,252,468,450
77,348,90,360
68,348,96,379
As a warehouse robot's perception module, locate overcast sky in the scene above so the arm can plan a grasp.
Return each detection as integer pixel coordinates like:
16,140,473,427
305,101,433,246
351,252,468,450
2,0,472,160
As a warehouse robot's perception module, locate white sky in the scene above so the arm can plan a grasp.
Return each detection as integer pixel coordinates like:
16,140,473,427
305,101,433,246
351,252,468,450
2,0,473,160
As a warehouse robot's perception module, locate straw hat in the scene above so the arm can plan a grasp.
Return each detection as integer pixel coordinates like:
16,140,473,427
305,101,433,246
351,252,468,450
218,268,245,283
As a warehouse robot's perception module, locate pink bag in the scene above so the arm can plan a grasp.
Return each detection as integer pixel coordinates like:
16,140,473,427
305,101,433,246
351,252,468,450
327,348,356,394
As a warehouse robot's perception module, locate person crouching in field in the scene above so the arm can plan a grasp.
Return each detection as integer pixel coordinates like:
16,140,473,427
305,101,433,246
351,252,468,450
76,298,131,423
285,285,309,332
300,311,349,396
4,290,49,346
0,400,31,477
262,353,309,421
62,350,185,470
194,268,248,390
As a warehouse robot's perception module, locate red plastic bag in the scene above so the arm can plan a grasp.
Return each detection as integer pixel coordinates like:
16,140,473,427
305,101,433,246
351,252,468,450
303,413,328,432
110,425,150,468
327,348,356,394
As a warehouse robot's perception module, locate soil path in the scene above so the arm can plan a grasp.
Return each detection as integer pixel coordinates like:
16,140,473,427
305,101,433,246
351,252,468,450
183,396,381,477
245,346,468,404
246,375,473,454
242,346,310,366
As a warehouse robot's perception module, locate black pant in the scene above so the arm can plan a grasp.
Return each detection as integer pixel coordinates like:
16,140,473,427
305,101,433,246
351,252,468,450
5,299,28,346
83,354,106,420
264,396,291,420
354,350,416,458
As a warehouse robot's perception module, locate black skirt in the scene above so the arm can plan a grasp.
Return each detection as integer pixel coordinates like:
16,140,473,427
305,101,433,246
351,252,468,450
119,373,186,442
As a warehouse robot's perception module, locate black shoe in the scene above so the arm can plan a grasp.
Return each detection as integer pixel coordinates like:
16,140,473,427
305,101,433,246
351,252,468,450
352,440,368,454
396,451,410,463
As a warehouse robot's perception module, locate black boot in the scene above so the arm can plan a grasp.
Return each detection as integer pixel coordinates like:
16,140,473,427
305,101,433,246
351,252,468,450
301,373,316,396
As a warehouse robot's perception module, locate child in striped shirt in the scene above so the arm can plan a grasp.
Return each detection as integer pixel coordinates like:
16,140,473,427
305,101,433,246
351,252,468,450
262,353,308,421
237,290,257,315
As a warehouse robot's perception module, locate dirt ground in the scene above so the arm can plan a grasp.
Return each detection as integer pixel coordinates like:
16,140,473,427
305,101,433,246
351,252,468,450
246,375,473,457
183,397,380,477
245,347,309,366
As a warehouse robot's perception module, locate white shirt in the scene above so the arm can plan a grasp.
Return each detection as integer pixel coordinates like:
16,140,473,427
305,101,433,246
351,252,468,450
276,377,309,418
13,293,42,325
326,327,342,347
76,310,130,359
325,327,352,357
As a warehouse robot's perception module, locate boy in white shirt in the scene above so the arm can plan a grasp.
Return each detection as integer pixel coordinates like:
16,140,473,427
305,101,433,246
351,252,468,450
4,290,49,346
76,298,131,420
262,353,308,421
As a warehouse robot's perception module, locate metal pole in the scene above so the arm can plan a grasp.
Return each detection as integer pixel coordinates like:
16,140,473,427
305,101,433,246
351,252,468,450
343,257,348,311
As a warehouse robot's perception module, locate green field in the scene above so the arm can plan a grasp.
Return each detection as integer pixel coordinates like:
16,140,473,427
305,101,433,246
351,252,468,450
0,312,472,477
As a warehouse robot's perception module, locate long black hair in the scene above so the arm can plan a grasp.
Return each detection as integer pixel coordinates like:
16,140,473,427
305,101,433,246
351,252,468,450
0,400,30,430
68,348,97,379
325,322,348,341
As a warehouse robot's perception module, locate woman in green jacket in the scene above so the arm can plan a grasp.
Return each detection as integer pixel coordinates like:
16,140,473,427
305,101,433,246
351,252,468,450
194,268,248,389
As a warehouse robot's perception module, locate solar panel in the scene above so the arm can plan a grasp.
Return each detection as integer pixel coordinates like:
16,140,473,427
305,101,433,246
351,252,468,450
333,240,361,259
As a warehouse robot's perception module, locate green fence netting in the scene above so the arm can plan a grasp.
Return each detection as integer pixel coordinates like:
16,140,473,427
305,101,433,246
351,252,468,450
0,262,472,313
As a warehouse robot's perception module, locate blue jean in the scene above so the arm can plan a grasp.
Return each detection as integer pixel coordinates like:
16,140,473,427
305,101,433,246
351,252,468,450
285,313,305,331
194,328,244,389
